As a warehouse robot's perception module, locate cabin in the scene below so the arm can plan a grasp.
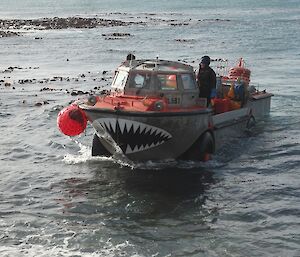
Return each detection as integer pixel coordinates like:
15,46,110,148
110,59,205,108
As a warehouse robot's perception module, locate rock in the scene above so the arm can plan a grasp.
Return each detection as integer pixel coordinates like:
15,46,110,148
102,32,131,37
0,30,20,38
71,90,89,96
100,89,110,95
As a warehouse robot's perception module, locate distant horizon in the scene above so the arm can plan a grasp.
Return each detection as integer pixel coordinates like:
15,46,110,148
0,0,298,19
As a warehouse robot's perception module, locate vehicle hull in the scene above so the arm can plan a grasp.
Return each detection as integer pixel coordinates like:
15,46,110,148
84,108,211,161
80,93,272,161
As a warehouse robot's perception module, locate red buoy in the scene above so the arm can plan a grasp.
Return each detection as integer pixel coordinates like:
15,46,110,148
57,105,87,136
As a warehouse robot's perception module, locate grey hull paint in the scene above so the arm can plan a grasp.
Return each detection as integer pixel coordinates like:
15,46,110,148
84,109,211,161
213,95,272,151
80,95,272,161
247,95,272,120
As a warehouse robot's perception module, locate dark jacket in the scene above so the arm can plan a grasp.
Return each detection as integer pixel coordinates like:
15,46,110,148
197,66,216,98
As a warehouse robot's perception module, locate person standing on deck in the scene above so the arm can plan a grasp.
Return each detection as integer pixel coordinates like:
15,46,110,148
197,56,216,106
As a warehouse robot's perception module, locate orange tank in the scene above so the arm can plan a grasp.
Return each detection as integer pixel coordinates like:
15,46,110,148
214,98,230,114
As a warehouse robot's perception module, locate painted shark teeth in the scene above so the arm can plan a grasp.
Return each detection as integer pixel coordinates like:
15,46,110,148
95,118,172,154
118,119,126,134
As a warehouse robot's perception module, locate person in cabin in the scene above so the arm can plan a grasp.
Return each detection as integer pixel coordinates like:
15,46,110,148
197,55,216,106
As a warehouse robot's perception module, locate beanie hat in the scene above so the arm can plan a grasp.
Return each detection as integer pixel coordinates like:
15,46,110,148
201,56,210,65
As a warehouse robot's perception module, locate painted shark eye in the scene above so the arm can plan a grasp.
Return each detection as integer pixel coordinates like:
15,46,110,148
153,101,164,111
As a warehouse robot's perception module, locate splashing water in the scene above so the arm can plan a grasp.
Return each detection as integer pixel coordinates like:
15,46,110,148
62,139,226,171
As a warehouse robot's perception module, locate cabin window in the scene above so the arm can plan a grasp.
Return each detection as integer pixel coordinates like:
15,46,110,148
134,74,145,88
129,73,151,89
112,70,128,89
181,74,196,90
157,74,178,90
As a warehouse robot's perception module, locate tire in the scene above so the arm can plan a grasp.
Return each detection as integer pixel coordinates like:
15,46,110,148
91,134,111,157
180,132,215,161
198,132,215,161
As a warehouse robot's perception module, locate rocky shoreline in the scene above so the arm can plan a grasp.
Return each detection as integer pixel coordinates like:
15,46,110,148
0,69,112,107
0,16,230,33
0,16,145,31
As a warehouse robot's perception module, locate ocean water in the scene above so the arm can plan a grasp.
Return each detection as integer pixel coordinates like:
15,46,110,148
1,0,300,256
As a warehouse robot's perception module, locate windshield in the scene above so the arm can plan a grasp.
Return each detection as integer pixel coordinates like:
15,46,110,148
128,72,152,89
112,70,128,89
181,74,196,90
